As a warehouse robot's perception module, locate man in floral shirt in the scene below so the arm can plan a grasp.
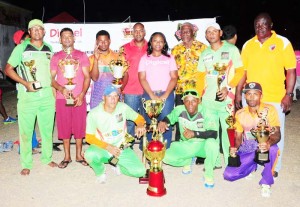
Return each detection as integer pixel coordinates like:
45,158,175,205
172,22,207,141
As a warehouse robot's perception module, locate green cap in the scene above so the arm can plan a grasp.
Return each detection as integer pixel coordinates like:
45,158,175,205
181,89,200,100
28,19,44,29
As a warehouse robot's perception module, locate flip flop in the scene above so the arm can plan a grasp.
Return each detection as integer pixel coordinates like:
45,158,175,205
58,160,72,169
76,159,88,166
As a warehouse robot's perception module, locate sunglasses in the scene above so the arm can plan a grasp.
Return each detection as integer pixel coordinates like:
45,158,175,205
183,91,198,97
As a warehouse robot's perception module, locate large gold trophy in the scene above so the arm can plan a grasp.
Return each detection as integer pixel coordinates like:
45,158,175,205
24,60,42,90
109,47,129,88
250,108,274,165
58,48,79,106
214,63,227,102
108,133,135,167
225,104,241,167
139,98,167,197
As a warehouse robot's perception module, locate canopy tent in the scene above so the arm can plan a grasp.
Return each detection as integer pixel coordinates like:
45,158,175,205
47,11,79,23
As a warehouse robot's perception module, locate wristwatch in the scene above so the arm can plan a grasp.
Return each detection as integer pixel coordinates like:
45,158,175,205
286,92,294,97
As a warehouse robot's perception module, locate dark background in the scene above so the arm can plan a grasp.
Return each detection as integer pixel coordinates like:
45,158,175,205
4,0,300,49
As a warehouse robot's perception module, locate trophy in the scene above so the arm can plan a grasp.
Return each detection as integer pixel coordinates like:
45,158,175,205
109,47,129,88
24,60,42,90
59,48,79,106
139,98,167,197
108,133,135,167
225,104,241,167
250,108,273,165
214,63,227,102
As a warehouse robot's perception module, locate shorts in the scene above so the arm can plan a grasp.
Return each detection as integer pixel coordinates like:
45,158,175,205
56,99,87,139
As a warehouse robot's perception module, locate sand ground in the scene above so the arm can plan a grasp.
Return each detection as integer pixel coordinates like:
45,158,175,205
0,90,300,207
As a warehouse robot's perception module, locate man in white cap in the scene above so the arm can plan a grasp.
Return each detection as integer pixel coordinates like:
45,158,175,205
197,22,244,169
84,84,146,183
5,19,57,175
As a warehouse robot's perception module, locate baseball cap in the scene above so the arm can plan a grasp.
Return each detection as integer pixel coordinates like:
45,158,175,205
104,84,119,96
205,22,221,31
222,25,237,40
243,82,262,93
28,19,44,29
13,30,25,45
181,89,200,100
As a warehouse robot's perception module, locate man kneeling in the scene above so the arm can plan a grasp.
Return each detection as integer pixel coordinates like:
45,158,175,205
84,85,146,183
158,89,219,188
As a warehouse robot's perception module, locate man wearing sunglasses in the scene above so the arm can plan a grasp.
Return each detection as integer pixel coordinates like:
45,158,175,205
158,89,219,188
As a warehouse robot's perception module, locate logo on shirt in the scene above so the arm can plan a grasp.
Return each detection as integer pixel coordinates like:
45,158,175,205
115,113,123,122
269,44,276,51
221,52,229,60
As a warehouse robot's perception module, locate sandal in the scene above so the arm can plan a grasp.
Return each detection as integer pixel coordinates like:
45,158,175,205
76,159,88,166
58,160,72,169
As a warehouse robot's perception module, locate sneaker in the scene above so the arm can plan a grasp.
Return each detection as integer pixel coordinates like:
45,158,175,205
261,184,271,197
3,141,13,152
182,158,195,175
111,165,121,176
245,172,255,180
96,173,107,184
3,116,17,124
204,178,215,189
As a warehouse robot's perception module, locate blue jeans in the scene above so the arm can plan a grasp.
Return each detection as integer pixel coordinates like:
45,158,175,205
124,94,143,137
139,91,174,150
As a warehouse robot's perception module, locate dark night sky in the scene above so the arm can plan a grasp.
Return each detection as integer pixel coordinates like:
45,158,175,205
4,0,300,49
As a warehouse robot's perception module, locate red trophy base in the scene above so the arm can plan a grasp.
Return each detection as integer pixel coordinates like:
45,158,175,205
139,169,149,184
147,170,166,197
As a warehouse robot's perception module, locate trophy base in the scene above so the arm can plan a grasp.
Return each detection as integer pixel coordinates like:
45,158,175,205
139,169,149,184
215,93,223,102
33,82,42,90
108,156,119,167
66,98,75,107
228,155,241,167
147,170,166,197
254,151,270,165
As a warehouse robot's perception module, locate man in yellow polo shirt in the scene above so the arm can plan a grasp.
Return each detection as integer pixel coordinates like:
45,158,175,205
236,13,296,178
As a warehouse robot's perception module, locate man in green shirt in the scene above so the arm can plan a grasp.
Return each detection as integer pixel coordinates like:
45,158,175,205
5,19,57,175
158,89,219,188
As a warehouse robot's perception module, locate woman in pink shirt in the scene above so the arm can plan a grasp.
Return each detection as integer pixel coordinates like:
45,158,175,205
138,32,178,148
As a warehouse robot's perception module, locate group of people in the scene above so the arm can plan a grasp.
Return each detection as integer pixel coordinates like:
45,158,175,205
3,11,296,198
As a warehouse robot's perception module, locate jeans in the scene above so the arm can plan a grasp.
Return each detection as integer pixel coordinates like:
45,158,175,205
139,91,175,150
124,94,143,137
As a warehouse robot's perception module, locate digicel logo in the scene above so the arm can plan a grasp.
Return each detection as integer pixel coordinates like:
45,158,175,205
50,28,83,37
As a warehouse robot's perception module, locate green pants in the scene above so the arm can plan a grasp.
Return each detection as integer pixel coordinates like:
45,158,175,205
85,145,146,177
202,100,230,167
163,138,219,180
17,88,55,169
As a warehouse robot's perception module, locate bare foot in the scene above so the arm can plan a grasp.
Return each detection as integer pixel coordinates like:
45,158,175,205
48,161,58,168
20,169,30,176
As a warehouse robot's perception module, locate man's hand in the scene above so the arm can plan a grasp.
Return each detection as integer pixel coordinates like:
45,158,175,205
281,95,292,113
135,125,146,138
106,145,121,157
94,41,100,60
258,142,271,153
158,121,169,133
183,127,194,139
25,81,38,92
74,93,84,107
235,93,243,110
216,87,229,101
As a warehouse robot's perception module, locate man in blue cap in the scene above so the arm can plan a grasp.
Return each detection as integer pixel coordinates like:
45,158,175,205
84,84,146,183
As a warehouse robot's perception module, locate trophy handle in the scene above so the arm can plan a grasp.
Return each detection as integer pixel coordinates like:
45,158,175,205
161,99,166,110
250,128,257,137
141,98,147,111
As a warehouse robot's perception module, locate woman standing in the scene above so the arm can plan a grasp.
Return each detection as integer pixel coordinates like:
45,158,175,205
138,32,178,148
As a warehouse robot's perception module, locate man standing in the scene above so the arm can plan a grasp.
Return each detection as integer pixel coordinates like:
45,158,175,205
121,23,147,137
172,22,207,141
5,19,57,175
51,28,91,168
237,13,296,177
89,30,128,109
158,89,219,188
224,82,281,198
197,23,244,168
84,85,146,183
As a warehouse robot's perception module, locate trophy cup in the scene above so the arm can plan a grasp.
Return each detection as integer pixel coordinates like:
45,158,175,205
250,108,273,165
24,60,42,90
109,47,129,88
108,133,135,167
59,48,79,106
139,98,167,197
214,63,227,102
225,104,241,167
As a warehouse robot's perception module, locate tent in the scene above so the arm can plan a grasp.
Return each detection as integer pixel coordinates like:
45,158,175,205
47,12,79,23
